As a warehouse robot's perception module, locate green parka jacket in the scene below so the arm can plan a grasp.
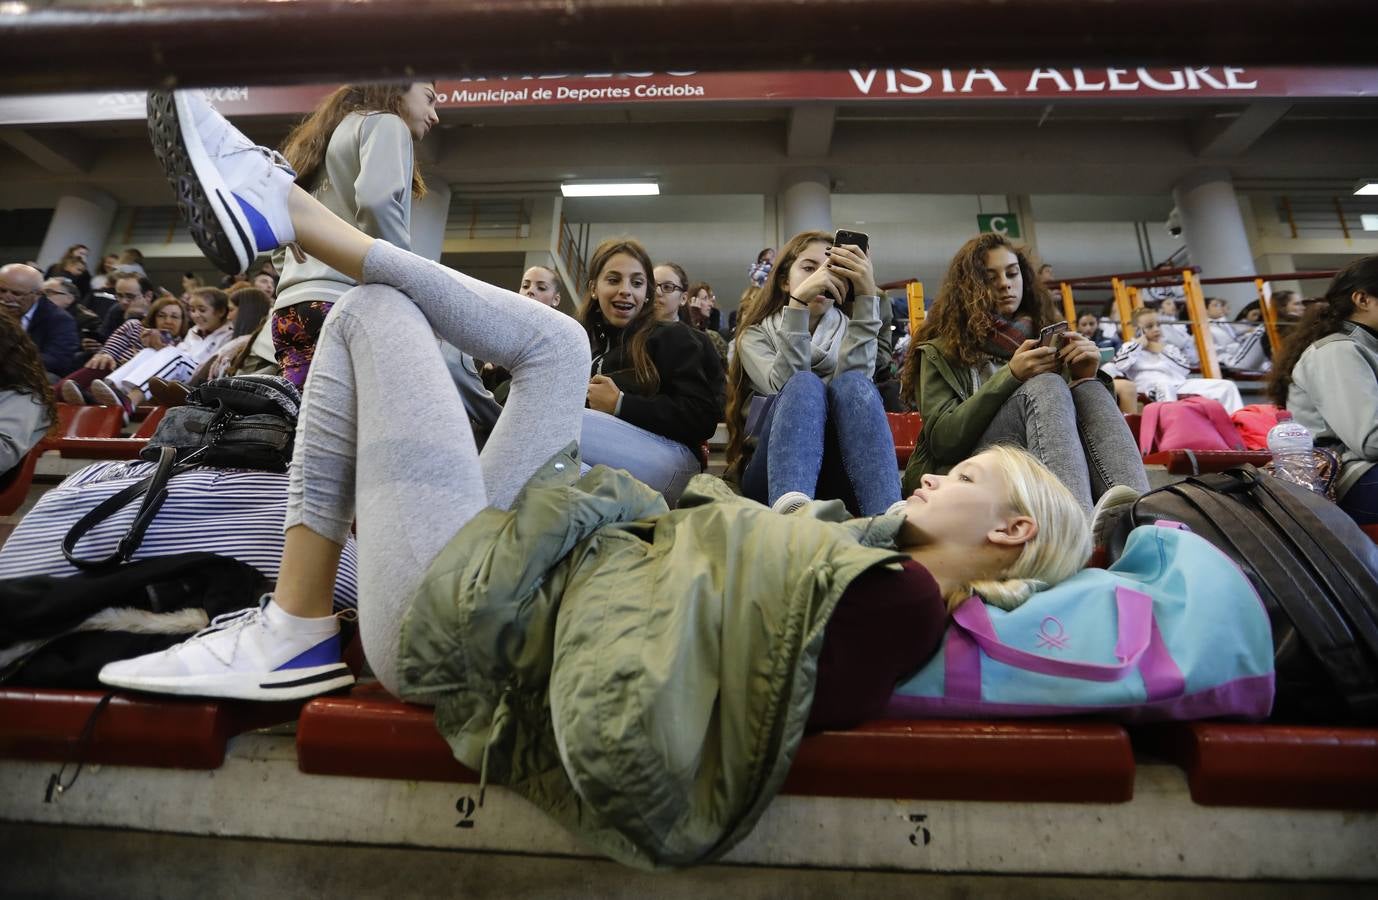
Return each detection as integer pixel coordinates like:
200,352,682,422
396,444,908,870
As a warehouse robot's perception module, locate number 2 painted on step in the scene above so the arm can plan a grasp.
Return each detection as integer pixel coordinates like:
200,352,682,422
455,795,477,829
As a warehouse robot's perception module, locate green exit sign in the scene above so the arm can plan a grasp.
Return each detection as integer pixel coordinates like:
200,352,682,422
977,213,1021,238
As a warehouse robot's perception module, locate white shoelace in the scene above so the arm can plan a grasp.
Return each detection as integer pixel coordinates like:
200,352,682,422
178,600,272,667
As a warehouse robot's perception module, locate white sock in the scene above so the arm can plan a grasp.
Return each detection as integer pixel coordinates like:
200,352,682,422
262,597,339,636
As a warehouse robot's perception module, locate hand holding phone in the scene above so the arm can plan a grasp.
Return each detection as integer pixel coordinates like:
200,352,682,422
1038,321,1068,351
830,229,874,304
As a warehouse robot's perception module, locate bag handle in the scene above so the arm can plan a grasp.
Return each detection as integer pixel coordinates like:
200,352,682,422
950,586,1153,682
62,446,191,571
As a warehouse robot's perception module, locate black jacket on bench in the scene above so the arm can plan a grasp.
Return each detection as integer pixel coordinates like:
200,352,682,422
591,320,723,452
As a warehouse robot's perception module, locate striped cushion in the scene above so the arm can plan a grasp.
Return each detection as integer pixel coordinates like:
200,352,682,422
0,461,359,612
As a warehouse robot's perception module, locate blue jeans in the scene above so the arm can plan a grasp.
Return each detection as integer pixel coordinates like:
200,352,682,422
580,409,702,506
1340,465,1378,526
741,370,900,516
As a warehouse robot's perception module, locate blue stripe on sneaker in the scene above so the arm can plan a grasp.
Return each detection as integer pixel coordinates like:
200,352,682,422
233,192,278,251
275,633,342,671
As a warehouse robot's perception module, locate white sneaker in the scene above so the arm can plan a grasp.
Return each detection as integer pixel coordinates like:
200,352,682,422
771,491,813,515
98,597,354,701
59,379,86,405
1090,484,1142,550
147,89,297,274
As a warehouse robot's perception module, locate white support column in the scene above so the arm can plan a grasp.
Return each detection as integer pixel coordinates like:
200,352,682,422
36,189,117,270
1172,169,1257,309
779,169,832,240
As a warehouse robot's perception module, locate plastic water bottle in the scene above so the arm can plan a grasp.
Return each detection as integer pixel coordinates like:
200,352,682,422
1266,412,1321,493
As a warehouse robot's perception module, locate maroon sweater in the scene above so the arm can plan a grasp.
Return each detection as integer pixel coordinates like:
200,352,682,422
806,559,947,731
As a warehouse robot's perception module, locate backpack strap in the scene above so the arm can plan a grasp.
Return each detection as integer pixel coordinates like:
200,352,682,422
62,446,188,571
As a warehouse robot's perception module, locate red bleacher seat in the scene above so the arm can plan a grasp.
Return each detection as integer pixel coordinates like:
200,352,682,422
57,407,166,460
1134,722,1378,811
1362,524,1378,546
0,445,41,516
41,404,124,454
1141,449,1272,475
297,683,1135,802
1124,413,1141,443
887,412,923,468
0,687,305,770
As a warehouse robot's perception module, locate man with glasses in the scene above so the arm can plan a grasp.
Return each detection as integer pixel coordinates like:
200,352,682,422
98,272,156,341
0,262,78,377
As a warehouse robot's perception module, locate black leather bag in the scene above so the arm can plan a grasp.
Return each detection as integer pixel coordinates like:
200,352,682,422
139,374,300,472
1107,465,1378,723
61,375,300,571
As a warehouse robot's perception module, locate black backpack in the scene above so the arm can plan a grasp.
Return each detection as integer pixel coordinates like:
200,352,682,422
1107,465,1378,724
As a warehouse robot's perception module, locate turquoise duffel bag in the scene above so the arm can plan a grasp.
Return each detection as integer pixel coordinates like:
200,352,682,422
886,524,1275,721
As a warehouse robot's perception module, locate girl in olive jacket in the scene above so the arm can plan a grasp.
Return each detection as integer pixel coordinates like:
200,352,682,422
900,233,1147,517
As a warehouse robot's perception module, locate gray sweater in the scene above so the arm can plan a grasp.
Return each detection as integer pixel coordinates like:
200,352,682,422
737,296,882,397
1287,320,1378,499
0,390,49,476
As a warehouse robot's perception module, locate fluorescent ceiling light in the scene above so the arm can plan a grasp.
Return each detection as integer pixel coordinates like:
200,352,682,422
1361,214,1378,232
1354,180,1378,196
561,182,659,198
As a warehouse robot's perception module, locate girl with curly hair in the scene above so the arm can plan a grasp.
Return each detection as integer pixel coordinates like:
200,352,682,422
1269,255,1378,525
899,233,1147,520
0,314,55,477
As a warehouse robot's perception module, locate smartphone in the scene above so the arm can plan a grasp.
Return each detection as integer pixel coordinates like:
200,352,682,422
831,229,870,306
1038,321,1068,350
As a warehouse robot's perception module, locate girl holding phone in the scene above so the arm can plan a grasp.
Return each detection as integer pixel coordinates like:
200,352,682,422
725,230,899,516
900,233,1147,524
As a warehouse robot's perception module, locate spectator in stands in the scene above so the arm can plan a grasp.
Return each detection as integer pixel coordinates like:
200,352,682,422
652,262,687,323
88,252,121,294
1153,296,1199,365
899,233,1148,520
1223,290,1305,372
104,102,1092,749
0,262,78,378
248,81,440,388
180,272,204,301
748,246,774,288
1270,256,1378,526
1038,263,1056,286
44,245,92,299
97,271,155,340
146,288,276,404
1076,312,1119,350
59,295,186,404
1105,307,1244,413
1204,296,1243,359
118,248,146,274
726,286,755,339
578,238,721,505
90,287,232,413
253,270,278,299
679,280,730,370
519,265,562,308
43,276,103,364
0,314,55,478
726,230,899,517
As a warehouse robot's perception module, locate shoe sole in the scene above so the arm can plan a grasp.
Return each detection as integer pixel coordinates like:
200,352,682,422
89,379,121,408
147,90,252,275
60,381,85,404
99,663,355,702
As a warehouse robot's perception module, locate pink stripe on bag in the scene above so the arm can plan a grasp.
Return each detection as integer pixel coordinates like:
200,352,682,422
944,626,982,701
1140,617,1186,701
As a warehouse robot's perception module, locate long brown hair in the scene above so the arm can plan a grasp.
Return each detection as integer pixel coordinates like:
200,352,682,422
900,233,1057,401
0,314,56,437
576,238,660,391
280,84,427,199
724,230,834,475
1269,255,1378,407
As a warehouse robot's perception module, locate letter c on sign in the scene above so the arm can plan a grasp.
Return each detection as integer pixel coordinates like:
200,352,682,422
989,216,1009,235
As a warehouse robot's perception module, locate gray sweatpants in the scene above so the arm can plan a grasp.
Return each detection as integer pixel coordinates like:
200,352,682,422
286,240,591,696
977,373,1150,517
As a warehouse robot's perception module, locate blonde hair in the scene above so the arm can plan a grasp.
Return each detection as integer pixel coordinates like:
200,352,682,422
950,445,1091,612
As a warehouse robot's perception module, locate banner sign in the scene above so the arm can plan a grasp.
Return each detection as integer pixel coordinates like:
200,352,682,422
977,213,1021,238
2,67,1375,126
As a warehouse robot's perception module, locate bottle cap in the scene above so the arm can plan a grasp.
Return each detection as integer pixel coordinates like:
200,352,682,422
1276,410,1292,422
